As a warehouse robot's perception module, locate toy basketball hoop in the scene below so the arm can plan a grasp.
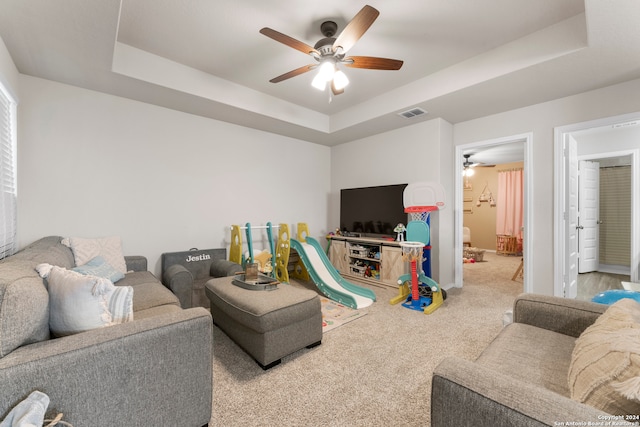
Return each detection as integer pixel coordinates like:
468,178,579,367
399,241,424,263
403,182,446,218
405,205,438,222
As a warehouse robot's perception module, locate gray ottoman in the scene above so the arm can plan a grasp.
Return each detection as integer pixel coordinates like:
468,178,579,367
205,276,322,369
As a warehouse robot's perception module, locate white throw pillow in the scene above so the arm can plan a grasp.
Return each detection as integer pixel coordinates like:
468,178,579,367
37,264,134,336
63,236,127,274
46,266,113,337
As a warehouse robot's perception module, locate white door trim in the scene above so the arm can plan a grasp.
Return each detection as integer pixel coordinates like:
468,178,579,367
554,112,640,297
454,133,533,292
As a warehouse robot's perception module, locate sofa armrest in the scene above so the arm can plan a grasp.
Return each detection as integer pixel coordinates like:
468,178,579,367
431,357,609,427
513,293,607,338
162,264,194,308
125,255,147,272
0,308,213,426
210,259,243,277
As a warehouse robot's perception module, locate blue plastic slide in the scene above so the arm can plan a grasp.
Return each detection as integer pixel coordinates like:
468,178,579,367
290,237,376,309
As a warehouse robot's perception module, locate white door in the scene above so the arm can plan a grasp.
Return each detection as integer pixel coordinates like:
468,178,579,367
578,161,600,273
566,136,579,298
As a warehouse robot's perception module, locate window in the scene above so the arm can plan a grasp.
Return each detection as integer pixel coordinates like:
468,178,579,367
0,80,17,259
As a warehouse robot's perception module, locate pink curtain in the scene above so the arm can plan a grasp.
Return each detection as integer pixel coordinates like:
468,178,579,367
496,169,524,241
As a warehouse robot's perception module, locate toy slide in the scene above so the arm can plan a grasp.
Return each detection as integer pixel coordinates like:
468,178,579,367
290,237,376,309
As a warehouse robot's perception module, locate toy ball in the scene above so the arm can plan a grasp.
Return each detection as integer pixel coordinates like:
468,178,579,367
469,258,476,263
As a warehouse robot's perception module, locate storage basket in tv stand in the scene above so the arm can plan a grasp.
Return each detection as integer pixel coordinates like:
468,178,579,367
328,236,407,288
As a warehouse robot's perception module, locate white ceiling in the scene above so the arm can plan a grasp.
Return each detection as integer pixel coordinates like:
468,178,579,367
1,0,640,146
464,142,525,167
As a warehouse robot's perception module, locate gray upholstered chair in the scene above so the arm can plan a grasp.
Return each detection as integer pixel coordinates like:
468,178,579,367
161,248,243,308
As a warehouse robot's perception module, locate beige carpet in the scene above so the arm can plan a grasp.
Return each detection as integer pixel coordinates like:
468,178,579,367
210,252,523,426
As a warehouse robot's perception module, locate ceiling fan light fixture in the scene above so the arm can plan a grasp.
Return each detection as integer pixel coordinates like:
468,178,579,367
311,72,327,91
312,60,338,91
317,61,335,81
333,69,349,91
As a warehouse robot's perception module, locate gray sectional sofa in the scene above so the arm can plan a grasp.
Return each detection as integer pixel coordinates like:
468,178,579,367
0,236,213,426
431,293,613,427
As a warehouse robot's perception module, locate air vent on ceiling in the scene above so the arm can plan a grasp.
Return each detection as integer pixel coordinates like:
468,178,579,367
612,120,639,129
398,107,428,119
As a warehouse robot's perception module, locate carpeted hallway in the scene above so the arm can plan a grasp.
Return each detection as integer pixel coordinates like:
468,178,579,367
210,252,523,426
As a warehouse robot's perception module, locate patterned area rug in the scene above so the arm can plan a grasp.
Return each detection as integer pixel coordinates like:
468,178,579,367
321,297,367,333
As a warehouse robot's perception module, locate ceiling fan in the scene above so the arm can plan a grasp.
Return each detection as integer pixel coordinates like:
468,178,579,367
463,154,483,177
463,154,495,176
463,154,477,169
259,5,403,96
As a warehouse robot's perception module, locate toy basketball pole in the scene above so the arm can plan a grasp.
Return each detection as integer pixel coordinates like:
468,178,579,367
410,259,419,302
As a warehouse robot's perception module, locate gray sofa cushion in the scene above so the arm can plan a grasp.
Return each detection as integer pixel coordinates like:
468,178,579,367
118,271,180,311
476,322,576,397
0,236,74,357
7,236,75,268
0,272,50,358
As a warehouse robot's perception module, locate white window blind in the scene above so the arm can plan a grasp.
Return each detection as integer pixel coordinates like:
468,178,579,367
0,81,17,259
599,165,631,267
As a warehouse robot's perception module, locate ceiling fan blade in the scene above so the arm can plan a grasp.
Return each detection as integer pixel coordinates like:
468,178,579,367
331,80,344,96
332,5,379,53
260,28,319,56
344,56,403,70
269,64,315,83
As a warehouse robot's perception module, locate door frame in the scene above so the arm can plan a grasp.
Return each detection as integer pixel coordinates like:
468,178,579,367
554,112,640,297
454,132,533,292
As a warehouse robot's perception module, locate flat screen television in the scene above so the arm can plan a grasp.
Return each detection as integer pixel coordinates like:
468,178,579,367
340,184,408,238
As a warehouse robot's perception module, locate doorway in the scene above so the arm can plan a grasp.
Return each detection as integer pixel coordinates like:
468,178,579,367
454,133,533,292
554,112,640,297
575,155,633,300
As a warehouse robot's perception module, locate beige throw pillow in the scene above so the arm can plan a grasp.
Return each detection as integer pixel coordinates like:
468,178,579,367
62,236,127,274
568,298,640,415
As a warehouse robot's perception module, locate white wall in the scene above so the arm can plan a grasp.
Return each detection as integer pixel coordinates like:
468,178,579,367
17,75,331,276
330,118,455,287
576,125,640,156
454,78,640,295
0,37,19,99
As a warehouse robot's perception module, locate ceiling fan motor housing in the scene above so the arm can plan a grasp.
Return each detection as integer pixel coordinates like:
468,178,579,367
314,38,336,55
315,21,338,56
320,21,338,37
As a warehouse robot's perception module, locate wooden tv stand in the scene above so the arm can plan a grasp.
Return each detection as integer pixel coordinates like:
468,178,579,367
328,235,407,288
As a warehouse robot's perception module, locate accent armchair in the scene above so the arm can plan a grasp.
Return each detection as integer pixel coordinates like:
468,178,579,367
161,248,243,308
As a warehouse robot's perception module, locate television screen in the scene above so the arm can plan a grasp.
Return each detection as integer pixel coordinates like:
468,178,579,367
340,184,408,237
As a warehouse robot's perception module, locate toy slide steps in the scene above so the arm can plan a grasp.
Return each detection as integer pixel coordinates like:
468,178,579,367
290,237,376,309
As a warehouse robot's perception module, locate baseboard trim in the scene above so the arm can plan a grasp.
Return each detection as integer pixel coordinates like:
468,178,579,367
598,264,631,275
